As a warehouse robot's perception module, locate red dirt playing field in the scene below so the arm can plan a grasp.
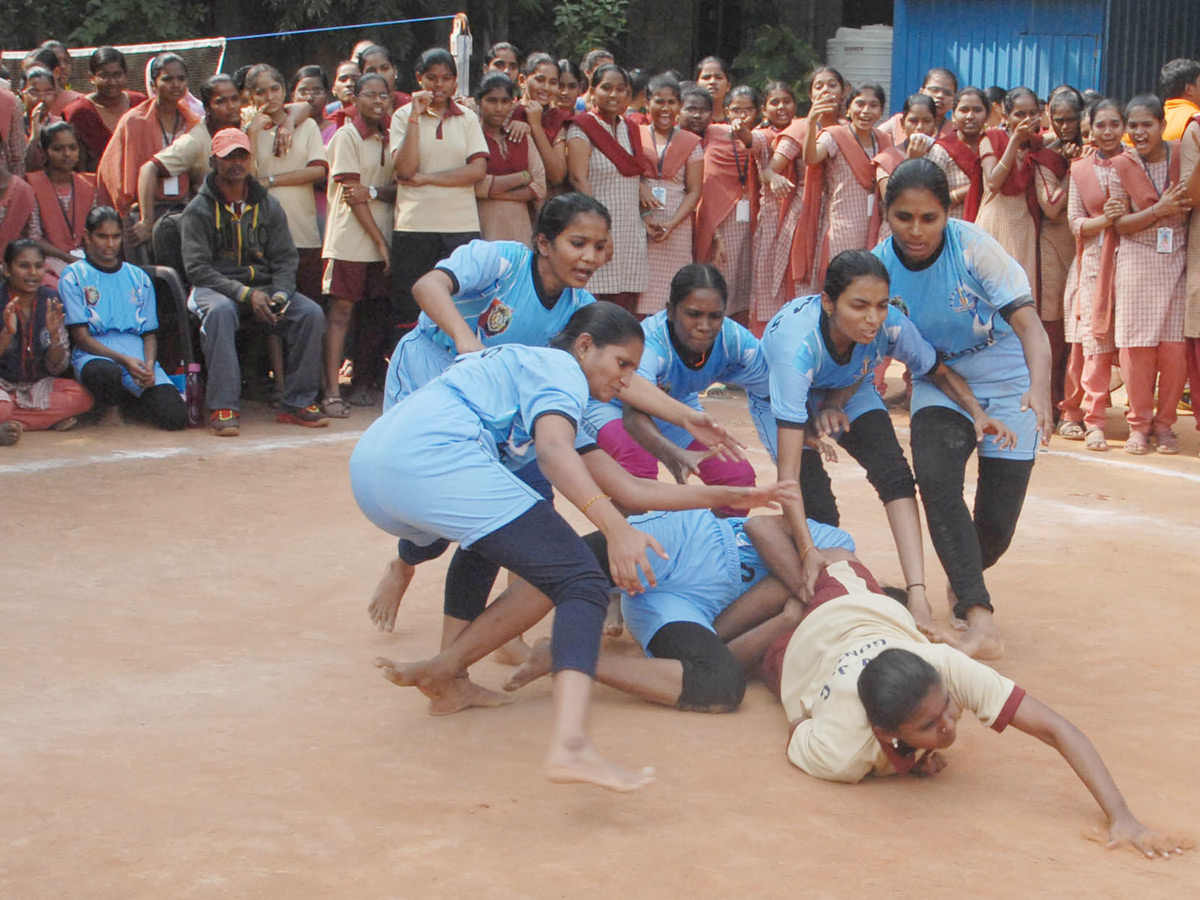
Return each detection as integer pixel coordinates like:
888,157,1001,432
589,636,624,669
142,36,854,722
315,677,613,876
2,391,1198,897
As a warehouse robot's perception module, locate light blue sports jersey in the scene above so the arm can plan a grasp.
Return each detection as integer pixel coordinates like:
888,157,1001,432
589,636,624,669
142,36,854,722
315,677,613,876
61,259,158,339
760,294,937,425
619,508,856,650
583,311,770,446
418,239,597,353
873,218,1037,459
60,258,171,396
432,344,593,471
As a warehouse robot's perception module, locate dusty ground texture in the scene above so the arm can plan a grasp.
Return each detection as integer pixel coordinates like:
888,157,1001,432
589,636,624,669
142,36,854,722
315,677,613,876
2,385,1199,898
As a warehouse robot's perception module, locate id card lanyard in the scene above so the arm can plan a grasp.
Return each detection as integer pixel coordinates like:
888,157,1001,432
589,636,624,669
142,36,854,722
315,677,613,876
731,132,751,222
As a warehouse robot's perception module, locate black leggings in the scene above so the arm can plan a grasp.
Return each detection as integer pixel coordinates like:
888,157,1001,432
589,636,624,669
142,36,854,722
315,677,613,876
798,408,917,526
909,405,1034,619
79,359,187,431
578,531,745,713
647,621,746,712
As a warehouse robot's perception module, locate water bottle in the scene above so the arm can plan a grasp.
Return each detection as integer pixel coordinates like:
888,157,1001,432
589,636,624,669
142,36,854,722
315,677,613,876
185,363,205,428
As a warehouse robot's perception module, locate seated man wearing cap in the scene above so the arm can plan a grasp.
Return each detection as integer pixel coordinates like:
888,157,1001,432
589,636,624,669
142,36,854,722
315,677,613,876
180,127,327,435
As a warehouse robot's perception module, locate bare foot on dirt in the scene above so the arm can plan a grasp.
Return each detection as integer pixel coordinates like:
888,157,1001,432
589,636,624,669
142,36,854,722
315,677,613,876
428,677,514,716
99,405,124,427
946,585,968,631
504,638,552,692
603,592,624,638
374,658,512,716
942,610,1004,660
546,738,655,793
367,557,415,631
493,634,534,666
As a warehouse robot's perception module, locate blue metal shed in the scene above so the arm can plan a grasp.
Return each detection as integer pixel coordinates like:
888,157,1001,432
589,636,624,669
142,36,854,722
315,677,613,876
892,0,1200,102
892,0,1106,100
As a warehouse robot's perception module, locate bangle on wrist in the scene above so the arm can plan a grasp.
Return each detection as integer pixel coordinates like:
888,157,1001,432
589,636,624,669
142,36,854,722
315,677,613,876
580,493,610,514
800,544,819,562
408,117,420,124
906,583,925,591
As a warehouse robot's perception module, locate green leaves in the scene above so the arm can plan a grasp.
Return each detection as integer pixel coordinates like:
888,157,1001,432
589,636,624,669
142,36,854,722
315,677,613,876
554,0,630,62
730,25,819,99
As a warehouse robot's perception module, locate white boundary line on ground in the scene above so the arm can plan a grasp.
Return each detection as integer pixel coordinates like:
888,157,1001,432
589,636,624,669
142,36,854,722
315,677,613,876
4,427,1200,486
0,429,366,478
744,442,1200,485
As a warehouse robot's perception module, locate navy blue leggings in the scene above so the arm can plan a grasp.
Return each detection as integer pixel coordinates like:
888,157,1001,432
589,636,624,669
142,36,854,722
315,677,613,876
465,500,608,675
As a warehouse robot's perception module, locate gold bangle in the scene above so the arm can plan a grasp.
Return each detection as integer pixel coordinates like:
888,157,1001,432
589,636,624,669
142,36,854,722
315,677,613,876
801,544,819,561
580,493,610,514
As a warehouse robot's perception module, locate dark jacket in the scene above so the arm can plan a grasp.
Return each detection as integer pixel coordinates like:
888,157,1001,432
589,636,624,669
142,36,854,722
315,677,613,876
180,172,298,301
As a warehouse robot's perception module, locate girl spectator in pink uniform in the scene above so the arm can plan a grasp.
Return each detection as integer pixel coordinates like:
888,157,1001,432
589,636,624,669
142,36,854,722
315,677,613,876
637,75,703,316
1109,95,1192,455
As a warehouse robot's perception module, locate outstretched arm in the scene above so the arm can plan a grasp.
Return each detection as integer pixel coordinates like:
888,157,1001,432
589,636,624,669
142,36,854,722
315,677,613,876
1010,694,1191,858
617,374,746,461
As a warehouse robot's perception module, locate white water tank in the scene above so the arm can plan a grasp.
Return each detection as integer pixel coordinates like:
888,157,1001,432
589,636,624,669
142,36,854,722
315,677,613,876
826,24,895,114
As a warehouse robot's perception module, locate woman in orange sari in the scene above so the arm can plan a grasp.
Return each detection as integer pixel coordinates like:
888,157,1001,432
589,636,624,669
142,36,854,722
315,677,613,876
29,123,105,287
96,52,198,262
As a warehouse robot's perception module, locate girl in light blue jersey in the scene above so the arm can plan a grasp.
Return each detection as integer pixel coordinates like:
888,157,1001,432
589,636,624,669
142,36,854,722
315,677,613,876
360,302,798,792
761,250,1014,629
586,263,771,514
369,196,746,640
872,158,1052,660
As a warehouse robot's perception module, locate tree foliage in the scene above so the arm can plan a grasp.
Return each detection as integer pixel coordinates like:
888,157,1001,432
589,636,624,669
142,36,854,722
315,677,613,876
730,24,820,100
70,0,207,45
553,0,630,63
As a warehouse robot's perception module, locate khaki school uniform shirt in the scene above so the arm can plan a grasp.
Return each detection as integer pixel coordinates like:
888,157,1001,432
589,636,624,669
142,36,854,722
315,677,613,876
154,119,213,183
389,100,488,233
252,118,327,249
323,116,395,262
781,562,1023,783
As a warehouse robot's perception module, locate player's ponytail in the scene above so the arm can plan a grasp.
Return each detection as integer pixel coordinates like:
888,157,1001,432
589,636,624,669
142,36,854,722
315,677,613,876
857,648,942,733
549,301,643,352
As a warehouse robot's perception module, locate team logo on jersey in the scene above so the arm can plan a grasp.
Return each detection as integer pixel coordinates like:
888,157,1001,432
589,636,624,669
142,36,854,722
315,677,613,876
84,286,101,306
951,284,982,313
888,295,909,315
480,297,513,337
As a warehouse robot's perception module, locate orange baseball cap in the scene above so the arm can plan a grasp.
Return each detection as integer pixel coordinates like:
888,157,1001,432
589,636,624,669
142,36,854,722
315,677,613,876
211,127,251,157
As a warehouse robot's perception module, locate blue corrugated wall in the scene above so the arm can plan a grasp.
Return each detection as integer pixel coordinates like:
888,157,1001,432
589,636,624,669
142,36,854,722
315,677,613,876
892,0,1105,102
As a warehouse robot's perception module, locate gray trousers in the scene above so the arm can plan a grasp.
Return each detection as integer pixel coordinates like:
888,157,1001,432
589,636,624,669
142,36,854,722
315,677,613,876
188,287,325,412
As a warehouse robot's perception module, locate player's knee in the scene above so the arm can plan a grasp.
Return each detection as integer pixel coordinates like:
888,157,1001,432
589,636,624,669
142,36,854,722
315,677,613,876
867,455,916,504
678,656,747,713
398,537,450,565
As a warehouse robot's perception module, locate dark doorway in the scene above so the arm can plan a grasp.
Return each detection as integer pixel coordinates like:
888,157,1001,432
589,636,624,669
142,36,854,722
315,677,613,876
844,0,894,27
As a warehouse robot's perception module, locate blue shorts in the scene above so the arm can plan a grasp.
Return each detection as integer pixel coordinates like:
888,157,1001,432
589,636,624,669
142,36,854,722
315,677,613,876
383,330,456,412
620,510,855,650
350,386,545,548
913,338,1037,460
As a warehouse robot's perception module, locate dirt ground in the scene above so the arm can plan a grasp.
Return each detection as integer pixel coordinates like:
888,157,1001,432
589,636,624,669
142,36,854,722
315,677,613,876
3,384,1199,899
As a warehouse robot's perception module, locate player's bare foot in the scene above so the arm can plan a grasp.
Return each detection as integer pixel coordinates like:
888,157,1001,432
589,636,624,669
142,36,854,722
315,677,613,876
603,591,624,638
374,655,439,692
546,738,655,792
428,677,514,716
946,585,968,630
374,658,511,715
493,634,534,666
504,637,552,691
944,609,1004,660
99,405,124,427
367,557,415,631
